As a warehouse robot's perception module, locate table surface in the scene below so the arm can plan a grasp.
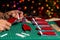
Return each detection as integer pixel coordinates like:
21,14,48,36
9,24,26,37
0,21,60,40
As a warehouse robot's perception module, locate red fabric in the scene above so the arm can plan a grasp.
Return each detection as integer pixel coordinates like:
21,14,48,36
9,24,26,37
41,25,50,27
41,27,53,30
33,21,48,25
43,32,56,35
37,21,48,25
7,18,17,24
35,19,45,21
22,24,31,31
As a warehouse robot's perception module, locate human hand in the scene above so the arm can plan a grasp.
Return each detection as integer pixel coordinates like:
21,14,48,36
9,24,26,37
5,10,24,20
0,19,11,32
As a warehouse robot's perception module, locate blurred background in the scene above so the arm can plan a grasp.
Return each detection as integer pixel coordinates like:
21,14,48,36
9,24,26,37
0,0,60,19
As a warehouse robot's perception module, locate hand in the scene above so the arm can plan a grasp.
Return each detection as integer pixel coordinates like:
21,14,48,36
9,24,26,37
0,19,11,32
0,12,4,19
5,10,24,19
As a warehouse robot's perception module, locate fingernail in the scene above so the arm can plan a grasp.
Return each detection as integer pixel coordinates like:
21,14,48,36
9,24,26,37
9,23,12,26
6,27,10,30
10,24,12,26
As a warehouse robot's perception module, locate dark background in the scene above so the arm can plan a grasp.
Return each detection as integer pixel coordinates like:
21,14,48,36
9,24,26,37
0,0,60,19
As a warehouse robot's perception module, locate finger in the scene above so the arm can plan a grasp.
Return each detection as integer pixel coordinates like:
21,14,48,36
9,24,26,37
0,24,10,30
7,11,12,15
4,26,10,30
19,11,23,17
5,21,11,27
12,13,19,19
12,13,16,17
0,20,11,26
0,26,5,31
6,22,11,27
7,11,15,17
15,10,20,13
12,12,18,18
9,10,20,18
